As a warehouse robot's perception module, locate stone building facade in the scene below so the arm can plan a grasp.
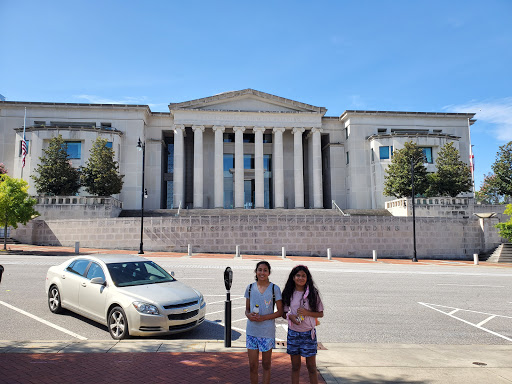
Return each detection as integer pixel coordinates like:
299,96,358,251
0,89,475,211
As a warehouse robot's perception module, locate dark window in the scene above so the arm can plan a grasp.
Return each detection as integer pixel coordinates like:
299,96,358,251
420,147,433,163
86,262,106,280
243,133,255,143
244,154,254,169
34,121,46,127
106,141,113,149
346,151,350,164
101,123,112,130
223,133,235,143
63,142,81,159
263,134,272,143
67,259,91,276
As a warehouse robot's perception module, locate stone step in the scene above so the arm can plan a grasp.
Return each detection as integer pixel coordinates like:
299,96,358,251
0,238,21,245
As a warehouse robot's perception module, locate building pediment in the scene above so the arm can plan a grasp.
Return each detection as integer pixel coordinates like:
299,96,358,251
169,89,327,115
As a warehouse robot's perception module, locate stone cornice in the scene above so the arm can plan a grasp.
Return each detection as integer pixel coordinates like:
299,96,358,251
341,110,475,121
366,132,461,141
169,89,327,114
14,126,124,136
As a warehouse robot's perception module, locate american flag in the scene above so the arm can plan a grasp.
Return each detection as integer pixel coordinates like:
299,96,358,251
21,135,28,168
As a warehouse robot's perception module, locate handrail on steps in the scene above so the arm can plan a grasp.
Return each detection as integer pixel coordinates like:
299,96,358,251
332,200,350,216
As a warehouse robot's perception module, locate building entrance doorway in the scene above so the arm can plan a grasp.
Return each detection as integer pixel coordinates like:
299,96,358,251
244,179,255,209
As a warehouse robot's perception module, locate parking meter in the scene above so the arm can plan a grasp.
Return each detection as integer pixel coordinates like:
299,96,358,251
224,267,233,347
0,265,3,283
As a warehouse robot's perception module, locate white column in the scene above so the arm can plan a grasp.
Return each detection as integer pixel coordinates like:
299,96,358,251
173,124,185,209
233,126,245,208
273,127,285,208
192,125,205,208
292,127,305,208
311,127,323,209
213,125,225,208
254,127,265,209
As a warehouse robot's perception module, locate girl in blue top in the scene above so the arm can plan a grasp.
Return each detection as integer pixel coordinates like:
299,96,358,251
245,261,283,384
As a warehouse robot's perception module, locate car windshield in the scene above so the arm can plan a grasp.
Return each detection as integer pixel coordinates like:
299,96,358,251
106,261,175,287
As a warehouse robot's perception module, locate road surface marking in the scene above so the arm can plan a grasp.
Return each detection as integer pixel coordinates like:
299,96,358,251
205,319,284,341
0,300,87,340
207,306,246,316
477,315,497,327
437,284,505,288
207,297,245,305
448,309,459,315
419,302,512,342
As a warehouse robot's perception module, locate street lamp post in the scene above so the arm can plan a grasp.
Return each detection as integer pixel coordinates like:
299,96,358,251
411,157,418,262
137,137,145,255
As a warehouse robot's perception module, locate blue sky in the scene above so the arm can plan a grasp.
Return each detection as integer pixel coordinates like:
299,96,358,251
1,0,511,189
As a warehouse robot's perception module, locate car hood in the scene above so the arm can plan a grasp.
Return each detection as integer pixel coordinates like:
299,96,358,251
116,281,200,305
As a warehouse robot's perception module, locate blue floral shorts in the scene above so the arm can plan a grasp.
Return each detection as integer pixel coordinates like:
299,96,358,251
287,329,317,357
246,335,275,352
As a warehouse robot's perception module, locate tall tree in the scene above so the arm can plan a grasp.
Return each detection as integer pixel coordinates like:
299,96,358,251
31,135,81,196
475,173,509,204
0,175,39,250
432,142,472,197
81,137,124,196
496,204,512,242
383,141,428,198
491,142,512,198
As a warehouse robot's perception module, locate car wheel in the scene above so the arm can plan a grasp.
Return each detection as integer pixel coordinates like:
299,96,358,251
48,285,63,314
108,306,129,340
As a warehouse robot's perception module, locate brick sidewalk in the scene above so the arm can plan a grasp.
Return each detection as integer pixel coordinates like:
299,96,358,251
0,352,325,384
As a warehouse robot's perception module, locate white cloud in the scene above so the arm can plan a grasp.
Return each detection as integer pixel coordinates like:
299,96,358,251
444,97,512,142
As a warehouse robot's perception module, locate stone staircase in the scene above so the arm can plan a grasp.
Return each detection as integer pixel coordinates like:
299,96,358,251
486,243,512,263
0,238,21,245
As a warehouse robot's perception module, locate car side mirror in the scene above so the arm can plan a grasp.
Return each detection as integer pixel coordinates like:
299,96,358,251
90,277,106,285
171,271,175,277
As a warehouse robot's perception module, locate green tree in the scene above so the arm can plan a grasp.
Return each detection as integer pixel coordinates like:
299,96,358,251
31,135,81,195
496,204,512,242
491,142,512,198
475,173,509,204
0,175,39,250
383,141,428,198
432,142,472,197
81,137,124,196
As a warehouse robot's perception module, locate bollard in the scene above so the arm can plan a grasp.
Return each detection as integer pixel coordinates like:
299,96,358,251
282,247,286,259
373,250,377,262
188,244,192,256
224,267,233,347
235,245,240,258
0,265,4,283
75,241,80,254
327,248,332,260
473,253,479,265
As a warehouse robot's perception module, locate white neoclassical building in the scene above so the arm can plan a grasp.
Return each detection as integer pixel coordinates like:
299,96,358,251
0,89,475,211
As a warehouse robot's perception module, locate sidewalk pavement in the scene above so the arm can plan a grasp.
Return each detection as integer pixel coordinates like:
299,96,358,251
1,340,511,384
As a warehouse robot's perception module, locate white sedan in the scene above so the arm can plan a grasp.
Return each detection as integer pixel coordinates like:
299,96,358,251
45,254,206,339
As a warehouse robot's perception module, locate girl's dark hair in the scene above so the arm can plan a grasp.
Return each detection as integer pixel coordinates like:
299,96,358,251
254,261,271,281
282,265,320,311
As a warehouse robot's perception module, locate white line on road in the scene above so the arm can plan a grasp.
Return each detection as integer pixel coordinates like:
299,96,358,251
178,278,215,280
477,316,497,327
437,284,505,288
207,306,246,316
204,319,285,342
207,297,245,305
0,300,87,340
419,302,512,343
448,309,459,315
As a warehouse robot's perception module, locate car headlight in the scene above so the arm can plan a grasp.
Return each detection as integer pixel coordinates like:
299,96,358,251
132,301,160,315
198,294,206,308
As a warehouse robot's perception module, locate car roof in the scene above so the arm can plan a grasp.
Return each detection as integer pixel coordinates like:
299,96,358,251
76,254,150,264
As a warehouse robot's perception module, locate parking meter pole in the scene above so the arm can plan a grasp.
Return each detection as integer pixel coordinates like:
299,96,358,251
224,290,231,347
223,267,233,348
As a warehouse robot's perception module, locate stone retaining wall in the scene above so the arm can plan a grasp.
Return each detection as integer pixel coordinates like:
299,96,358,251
13,214,501,259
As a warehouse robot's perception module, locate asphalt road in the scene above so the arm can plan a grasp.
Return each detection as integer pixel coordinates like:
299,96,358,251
1,255,511,345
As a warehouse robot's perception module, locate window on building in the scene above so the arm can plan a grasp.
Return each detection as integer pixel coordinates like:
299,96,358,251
371,148,375,162
378,128,387,133
63,142,81,159
244,154,254,169
379,146,393,160
263,134,273,143
19,140,29,156
106,141,113,149
243,133,255,143
34,121,46,127
51,121,95,128
346,151,350,164
223,133,235,143
420,147,433,163
223,154,234,209
101,123,112,130
345,128,349,140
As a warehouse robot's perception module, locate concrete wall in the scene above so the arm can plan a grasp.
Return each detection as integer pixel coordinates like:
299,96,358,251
12,213,499,259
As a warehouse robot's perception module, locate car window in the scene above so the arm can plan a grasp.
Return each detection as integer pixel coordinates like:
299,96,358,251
107,261,175,287
86,262,106,280
66,259,91,276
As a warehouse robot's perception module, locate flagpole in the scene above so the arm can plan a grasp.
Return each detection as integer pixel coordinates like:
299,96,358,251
21,107,27,180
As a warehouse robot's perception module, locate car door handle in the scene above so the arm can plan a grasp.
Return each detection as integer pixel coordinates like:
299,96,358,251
81,282,87,287
61,275,66,279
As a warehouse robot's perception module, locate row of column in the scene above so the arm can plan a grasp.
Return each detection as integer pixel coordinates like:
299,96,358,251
173,124,323,209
